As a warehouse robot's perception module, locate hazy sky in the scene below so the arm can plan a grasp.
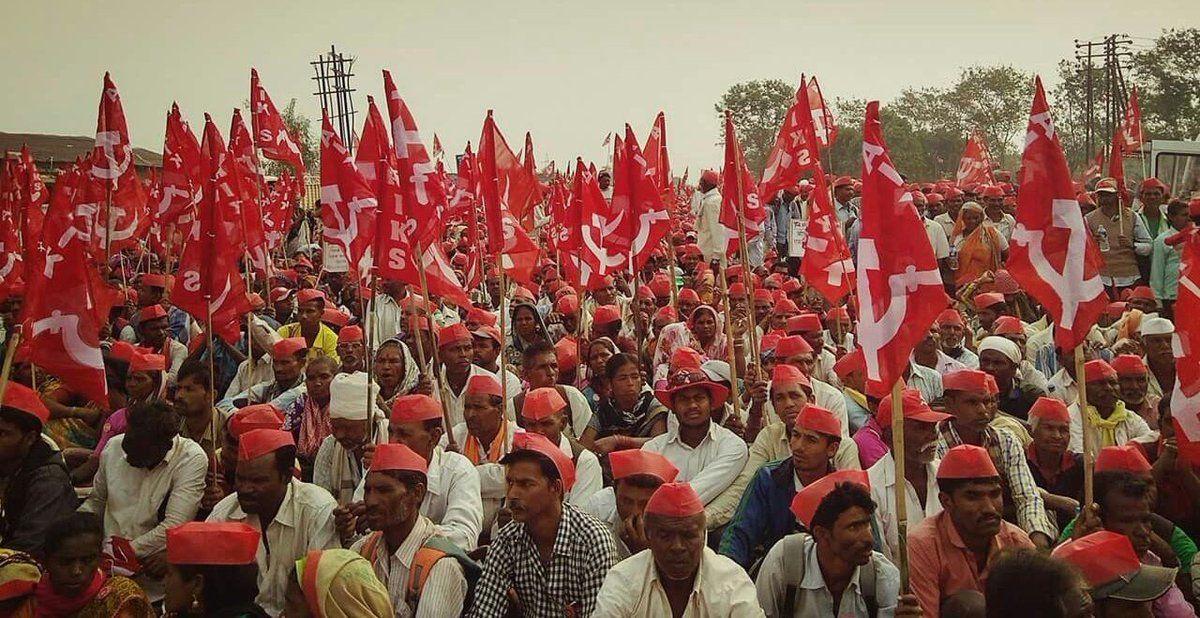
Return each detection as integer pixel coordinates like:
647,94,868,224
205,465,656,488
3,1,1196,174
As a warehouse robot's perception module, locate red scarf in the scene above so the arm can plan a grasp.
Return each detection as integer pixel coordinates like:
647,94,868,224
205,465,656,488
34,570,106,617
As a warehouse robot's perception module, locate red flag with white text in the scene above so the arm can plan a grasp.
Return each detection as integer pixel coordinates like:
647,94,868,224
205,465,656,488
157,104,204,227
1118,87,1144,154
89,72,149,255
807,76,838,148
319,113,378,277
759,78,818,200
719,112,766,258
797,83,855,303
383,71,448,248
250,69,306,182
955,130,995,187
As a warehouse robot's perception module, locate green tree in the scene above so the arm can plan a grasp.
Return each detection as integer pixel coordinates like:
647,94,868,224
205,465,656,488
714,79,796,174
1134,27,1200,141
243,97,318,178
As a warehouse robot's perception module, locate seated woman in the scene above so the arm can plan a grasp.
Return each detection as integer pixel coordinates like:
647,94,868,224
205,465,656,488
162,521,268,617
591,353,669,455
285,549,392,618
505,301,552,371
370,338,422,411
34,512,152,617
0,548,41,617
580,337,618,412
651,304,728,386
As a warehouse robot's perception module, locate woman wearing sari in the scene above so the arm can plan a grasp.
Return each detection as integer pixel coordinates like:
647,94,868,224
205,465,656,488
651,304,728,386
951,201,1009,287
590,353,669,455
372,338,422,410
504,301,552,371
161,522,267,617
34,513,152,617
579,337,618,411
285,549,392,618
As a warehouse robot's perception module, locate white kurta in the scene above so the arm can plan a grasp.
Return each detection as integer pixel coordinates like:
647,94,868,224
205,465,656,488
642,421,747,506
594,547,763,617
867,451,943,563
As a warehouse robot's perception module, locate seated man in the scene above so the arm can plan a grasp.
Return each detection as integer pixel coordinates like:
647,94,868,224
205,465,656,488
908,445,1035,616
206,429,339,615
436,323,512,428
0,384,77,558
595,482,761,616
350,443,469,616
834,349,872,434
469,433,616,617
218,337,308,416
210,404,285,510
977,335,1045,424
580,449,677,560
334,325,365,374
1054,531,1179,617
513,340,594,441
720,404,842,569
1023,397,1083,527
520,387,602,505
311,372,386,505
1112,354,1159,430
130,304,188,382
1068,360,1153,452
277,288,339,363
756,471,914,616
440,374,522,535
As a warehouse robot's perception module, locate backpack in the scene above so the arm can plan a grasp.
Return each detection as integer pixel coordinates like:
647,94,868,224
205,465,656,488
358,532,483,611
777,533,878,618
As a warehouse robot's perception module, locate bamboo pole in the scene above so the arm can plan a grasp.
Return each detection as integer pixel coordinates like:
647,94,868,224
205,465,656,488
890,378,910,592
717,262,744,422
417,245,456,449
0,332,23,408
497,270,510,426
1077,346,1094,505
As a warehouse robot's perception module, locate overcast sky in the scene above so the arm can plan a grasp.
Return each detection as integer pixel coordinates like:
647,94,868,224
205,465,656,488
3,1,1196,173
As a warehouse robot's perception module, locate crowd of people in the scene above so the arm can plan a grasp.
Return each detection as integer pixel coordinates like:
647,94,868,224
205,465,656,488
0,168,1198,618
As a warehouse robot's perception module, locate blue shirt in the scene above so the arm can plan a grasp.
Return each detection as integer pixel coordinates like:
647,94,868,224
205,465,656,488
718,458,804,569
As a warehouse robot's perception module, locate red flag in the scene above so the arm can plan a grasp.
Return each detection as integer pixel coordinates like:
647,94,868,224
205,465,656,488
89,72,149,254
796,83,855,303
432,133,444,160
21,161,112,404
319,113,378,277
18,146,48,260
616,125,671,271
1081,150,1103,186
807,76,838,148
228,109,269,269
457,144,485,289
478,112,507,255
354,96,390,194
567,157,623,287
1168,225,1200,440
759,78,818,200
250,69,306,180
172,116,253,344
1008,77,1108,352
157,104,204,227
719,112,766,258
478,111,538,231
383,71,448,248
955,130,995,187
856,101,950,396
643,112,671,192
1118,87,1144,154
1108,131,1131,207
0,160,21,290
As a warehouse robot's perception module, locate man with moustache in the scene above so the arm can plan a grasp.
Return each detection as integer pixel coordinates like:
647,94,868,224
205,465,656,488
581,449,678,560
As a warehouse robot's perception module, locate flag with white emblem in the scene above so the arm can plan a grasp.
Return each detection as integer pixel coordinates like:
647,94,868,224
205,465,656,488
719,111,766,258
614,125,670,272
383,71,448,248
319,112,377,277
797,79,855,304
1167,222,1200,440
88,72,149,256
250,69,306,183
955,130,995,188
158,103,204,227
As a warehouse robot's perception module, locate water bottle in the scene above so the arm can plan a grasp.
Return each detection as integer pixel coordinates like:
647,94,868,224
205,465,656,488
1096,226,1110,253
948,245,959,270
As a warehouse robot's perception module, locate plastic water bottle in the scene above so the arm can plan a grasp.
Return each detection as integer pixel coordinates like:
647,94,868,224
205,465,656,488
1096,226,1110,253
948,245,959,270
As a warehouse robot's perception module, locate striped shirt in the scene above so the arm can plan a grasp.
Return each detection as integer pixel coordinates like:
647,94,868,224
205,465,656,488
351,516,468,618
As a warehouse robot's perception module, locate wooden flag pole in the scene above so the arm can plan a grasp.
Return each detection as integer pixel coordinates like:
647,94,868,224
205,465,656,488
1077,345,1094,505
0,332,23,408
497,269,510,424
727,110,761,366
364,270,378,445
717,262,744,422
665,235,681,310
417,244,456,449
890,378,910,592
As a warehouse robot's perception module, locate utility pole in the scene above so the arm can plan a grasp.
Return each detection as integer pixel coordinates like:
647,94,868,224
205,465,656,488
311,45,358,150
1074,35,1133,165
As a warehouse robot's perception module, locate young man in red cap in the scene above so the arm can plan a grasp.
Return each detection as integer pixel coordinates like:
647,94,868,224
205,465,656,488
595,481,760,616
118,272,192,346
470,324,520,393
350,443,469,616
516,340,594,442
469,433,616,617
132,304,188,382
0,383,77,558
580,449,678,560
1024,397,1084,526
521,387,602,505
1068,359,1152,452
219,337,310,416
437,322,515,429
443,373,522,536
277,288,340,363
937,369,1055,548
719,404,844,569
907,445,1035,616
770,335,853,434
206,428,339,615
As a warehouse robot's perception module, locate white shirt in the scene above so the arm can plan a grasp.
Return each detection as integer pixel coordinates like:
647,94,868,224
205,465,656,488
756,533,900,618
224,355,275,401
906,363,944,405
207,478,340,616
1067,403,1154,453
312,418,389,505
642,421,748,506
350,516,468,618
440,364,515,427
440,420,524,532
371,293,404,350
554,434,602,506
594,547,763,617
1048,368,1079,407
925,218,951,260
867,452,943,563
763,377,851,438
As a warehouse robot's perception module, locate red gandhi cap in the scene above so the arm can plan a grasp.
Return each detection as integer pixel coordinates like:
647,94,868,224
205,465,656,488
140,273,168,288
296,289,326,305
321,308,350,328
1105,302,1128,317
1095,444,1152,473
981,185,1005,198
760,332,782,354
167,522,260,565
700,169,720,186
776,335,813,358
1,382,50,426
772,363,812,391
781,279,803,293
1128,286,1156,301
1052,531,1176,601
228,404,285,438
991,316,1023,336
635,285,653,300
555,337,578,369
1028,397,1070,424
272,337,308,359
503,432,576,491
522,387,567,421
237,428,295,462
466,306,497,327
1111,354,1147,376
876,388,949,426
789,470,870,528
555,295,579,316
774,298,800,314
752,288,774,303
678,288,700,303
609,449,679,483
465,373,502,397
649,276,671,298
1085,359,1118,383
832,176,854,188
337,325,363,343
644,482,704,518
795,405,842,437
437,323,472,348
786,313,822,334
973,292,1005,310
943,369,992,394
728,282,747,299
670,347,705,372
138,305,168,321
370,443,429,475
833,349,866,381
391,394,443,424
937,444,1000,479
593,305,621,326
129,352,167,372
937,308,965,327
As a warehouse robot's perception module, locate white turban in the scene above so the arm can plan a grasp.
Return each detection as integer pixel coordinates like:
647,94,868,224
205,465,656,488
329,371,379,420
978,336,1021,365
1140,317,1175,337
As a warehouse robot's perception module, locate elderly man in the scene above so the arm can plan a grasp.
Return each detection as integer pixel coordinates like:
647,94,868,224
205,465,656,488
1141,316,1176,401
1112,353,1159,429
334,325,365,374
1086,177,1153,291
977,335,1046,423
581,449,677,560
938,310,979,369
442,373,521,535
595,481,761,616
311,372,386,505
1138,177,1172,237
1069,360,1153,453
437,323,513,428
1024,397,1083,526
520,387,602,505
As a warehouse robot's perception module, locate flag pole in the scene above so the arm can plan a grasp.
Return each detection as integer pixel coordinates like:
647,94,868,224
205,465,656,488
725,109,761,366
0,331,23,407
104,186,114,263
364,268,377,445
717,260,744,422
416,243,456,448
1077,345,1094,505
890,378,910,592
497,268,509,423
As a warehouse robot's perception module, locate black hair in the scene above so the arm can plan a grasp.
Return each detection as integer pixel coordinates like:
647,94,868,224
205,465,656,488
305,355,339,373
522,339,556,365
1094,470,1150,513
272,445,297,478
985,548,1083,618
506,451,562,486
126,400,179,441
1166,198,1188,217
176,359,211,391
379,469,429,490
44,512,103,557
0,406,42,435
810,482,876,532
616,474,665,491
604,353,640,380
936,476,1002,496
174,562,260,616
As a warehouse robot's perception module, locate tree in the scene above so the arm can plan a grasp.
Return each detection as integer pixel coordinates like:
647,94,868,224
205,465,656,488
244,97,318,178
1134,27,1200,141
828,98,957,180
714,79,796,174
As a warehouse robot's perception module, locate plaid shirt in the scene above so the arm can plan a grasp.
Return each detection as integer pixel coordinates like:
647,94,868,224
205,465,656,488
936,421,1056,540
468,502,617,618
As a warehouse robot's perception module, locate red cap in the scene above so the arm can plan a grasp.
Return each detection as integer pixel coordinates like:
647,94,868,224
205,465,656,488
795,405,842,437
228,404,285,438
787,313,823,334
272,337,308,360
237,428,295,462
991,316,1023,336
937,308,965,327
391,394,443,424
437,323,472,348
700,169,720,186
338,325,363,343
138,305,168,321
522,387,567,421
140,273,168,288
472,325,503,346
670,347,705,372
1,382,50,426
609,449,679,483
555,336,578,369
832,176,854,188
1128,286,1156,301
937,444,1000,479
678,288,700,303
269,287,294,303
833,349,866,380
774,298,800,314
728,282,747,299
321,308,350,328
781,278,803,293
973,292,1005,310
246,293,265,311
981,185,1005,198
772,363,812,391
370,443,429,474
942,369,992,394
465,373,502,397
129,352,167,372
1140,177,1169,193
752,288,774,303
1052,531,1152,590
644,481,704,518
1084,359,1118,383
1095,444,1152,473
649,276,671,298
555,295,579,316
1028,397,1070,424
296,289,326,305
1110,354,1147,376
789,470,870,528
167,522,260,565
876,388,950,426
1105,302,1128,318
655,369,729,409
593,305,621,327
466,306,498,327
635,284,653,300
776,335,814,359
504,432,576,491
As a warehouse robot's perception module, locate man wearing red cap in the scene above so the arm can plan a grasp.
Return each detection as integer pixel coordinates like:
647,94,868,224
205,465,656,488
335,325,366,374
516,340,595,442
907,445,1035,616
206,429,339,615
1068,359,1152,452
277,288,340,363
442,373,522,535
595,481,760,616
118,273,192,347
1088,177,1153,291
1112,353,1159,429
437,322,516,429
469,433,616,617
218,337,309,417
132,304,188,383
693,170,723,263
0,383,77,558
350,443,469,616
521,387,602,505
581,449,678,560
936,309,979,370
770,335,853,434
1024,397,1084,526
